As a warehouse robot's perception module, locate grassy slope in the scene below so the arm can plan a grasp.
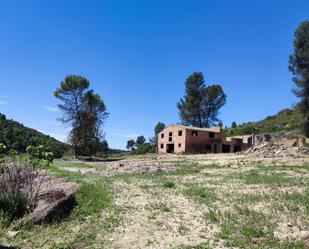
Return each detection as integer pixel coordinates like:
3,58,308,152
224,108,303,137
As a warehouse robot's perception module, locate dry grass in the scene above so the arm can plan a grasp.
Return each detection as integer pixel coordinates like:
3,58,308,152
1,154,309,248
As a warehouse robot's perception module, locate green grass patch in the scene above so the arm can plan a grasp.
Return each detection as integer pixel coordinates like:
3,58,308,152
162,180,175,188
172,163,204,175
203,209,220,223
149,202,171,212
235,193,271,204
238,170,297,186
73,181,113,216
184,184,217,205
258,164,309,173
217,206,307,248
52,159,89,169
280,191,309,215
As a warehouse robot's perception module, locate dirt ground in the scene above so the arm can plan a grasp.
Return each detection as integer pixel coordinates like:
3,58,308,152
2,153,309,249
85,153,309,248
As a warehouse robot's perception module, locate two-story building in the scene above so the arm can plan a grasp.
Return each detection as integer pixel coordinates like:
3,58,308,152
157,124,253,154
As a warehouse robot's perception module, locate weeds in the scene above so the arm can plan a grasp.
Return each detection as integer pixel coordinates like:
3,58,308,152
184,184,217,205
203,209,220,223
73,181,112,216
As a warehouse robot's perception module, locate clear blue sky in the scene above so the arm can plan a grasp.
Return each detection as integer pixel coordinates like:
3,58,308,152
0,0,308,149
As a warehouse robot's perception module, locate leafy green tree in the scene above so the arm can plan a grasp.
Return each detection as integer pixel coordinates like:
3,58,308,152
177,72,205,127
231,121,237,128
131,143,154,155
100,140,109,153
54,75,108,157
218,121,223,128
126,139,135,151
289,21,309,136
136,136,146,148
201,85,226,127
149,122,166,147
78,90,108,156
154,122,166,135
177,72,226,128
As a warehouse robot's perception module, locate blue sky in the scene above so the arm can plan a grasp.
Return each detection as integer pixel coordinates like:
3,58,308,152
0,0,308,149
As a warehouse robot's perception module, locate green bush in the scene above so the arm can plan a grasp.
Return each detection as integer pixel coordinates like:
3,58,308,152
0,144,54,222
0,193,28,222
163,180,175,188
131,143,154,155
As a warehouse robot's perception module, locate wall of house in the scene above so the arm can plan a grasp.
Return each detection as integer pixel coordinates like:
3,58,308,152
157,125,186,154
184,128,223,153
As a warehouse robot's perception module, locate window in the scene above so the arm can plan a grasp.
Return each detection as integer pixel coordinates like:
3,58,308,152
169,132,172,137
161,133,164,138
178,143,181,148
209,132,215,138
205,144,212,150
178,130,183,136
160,144,164,149
169,137,172,142
191,130,198,136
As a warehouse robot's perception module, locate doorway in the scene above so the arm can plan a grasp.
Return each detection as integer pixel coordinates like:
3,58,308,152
214,144,218,153
222,144,230,153
166,144,175,153
234,145,241,152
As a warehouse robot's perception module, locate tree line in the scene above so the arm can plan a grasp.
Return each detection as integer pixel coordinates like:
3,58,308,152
0,113,68,158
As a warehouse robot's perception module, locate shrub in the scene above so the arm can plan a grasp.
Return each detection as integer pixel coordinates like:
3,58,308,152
0,193,28,222
131,143,154,155
163,180,175,188
0,143,54,221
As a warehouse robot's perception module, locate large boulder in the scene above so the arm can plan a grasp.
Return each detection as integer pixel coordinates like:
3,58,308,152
30,182,77,224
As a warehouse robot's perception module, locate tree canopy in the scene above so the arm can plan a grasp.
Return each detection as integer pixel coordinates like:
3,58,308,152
289,21,309,136
126,139,135,151
177,72,226,128
135,136,146,148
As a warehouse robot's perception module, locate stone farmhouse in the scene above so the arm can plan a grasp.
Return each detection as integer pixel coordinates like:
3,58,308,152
157,124,253,154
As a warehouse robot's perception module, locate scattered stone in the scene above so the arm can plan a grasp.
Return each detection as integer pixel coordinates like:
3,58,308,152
245,138,309,158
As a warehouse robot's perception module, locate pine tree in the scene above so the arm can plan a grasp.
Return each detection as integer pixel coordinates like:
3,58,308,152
289,21,309,136
177,72,226,128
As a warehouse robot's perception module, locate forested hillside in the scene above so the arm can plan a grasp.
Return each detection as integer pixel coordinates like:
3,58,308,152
224,107,303,136
0,113,69,157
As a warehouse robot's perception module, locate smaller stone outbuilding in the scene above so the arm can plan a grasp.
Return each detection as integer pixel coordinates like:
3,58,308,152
157,124,253,154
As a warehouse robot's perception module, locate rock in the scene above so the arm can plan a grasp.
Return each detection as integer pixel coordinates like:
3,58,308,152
29,182,77,224
7,231,19,238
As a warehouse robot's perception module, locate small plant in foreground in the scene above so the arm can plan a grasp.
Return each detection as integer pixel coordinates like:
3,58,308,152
163,180,175,188
0,143,54,222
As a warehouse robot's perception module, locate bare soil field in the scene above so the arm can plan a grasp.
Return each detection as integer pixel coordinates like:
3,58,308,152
1,153,309,249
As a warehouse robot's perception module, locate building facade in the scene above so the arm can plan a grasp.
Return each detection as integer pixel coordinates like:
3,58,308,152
157,124,253,154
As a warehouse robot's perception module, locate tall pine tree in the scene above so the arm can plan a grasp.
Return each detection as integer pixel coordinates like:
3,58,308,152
289,21,309,136
54,75,109,157
177,72,226,128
